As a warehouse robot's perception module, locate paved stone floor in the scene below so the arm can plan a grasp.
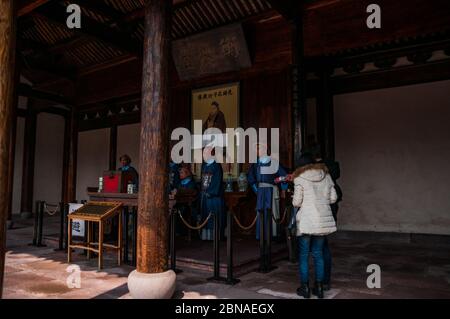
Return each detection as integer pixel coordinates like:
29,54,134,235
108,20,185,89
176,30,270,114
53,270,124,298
3,216,450,299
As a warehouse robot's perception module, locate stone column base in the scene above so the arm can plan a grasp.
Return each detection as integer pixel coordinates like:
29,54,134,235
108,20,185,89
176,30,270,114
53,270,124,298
20,211,32,219
128,269,176,299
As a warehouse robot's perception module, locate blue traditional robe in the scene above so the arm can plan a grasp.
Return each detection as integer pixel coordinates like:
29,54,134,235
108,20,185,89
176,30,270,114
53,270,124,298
169,162,181,192
247,156,288,240
119,165,139,186
200,160,225,241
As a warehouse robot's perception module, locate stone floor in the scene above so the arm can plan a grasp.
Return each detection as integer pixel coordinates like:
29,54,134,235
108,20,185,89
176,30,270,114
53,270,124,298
3,216,450,299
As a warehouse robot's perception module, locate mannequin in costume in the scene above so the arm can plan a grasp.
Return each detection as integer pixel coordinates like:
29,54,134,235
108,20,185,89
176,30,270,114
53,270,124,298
199,147,225,241
247,144,288,240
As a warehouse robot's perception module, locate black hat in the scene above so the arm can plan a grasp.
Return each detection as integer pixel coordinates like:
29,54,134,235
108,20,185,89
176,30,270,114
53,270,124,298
298,152,314,168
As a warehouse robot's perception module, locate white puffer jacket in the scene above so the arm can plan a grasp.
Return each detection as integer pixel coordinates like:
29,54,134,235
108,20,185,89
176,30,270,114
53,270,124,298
292,163,337,236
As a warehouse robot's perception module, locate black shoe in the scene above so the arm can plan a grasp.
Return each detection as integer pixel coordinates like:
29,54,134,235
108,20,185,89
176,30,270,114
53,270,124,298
323,282,331,291
296,283,311,299
312,282,324,299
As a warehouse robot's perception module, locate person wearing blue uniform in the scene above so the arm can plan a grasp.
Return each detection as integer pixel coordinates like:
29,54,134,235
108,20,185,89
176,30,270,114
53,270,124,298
118,154,139,186
199,148,225,241
247,144,289,240
171,165,198,236
169,161,181,192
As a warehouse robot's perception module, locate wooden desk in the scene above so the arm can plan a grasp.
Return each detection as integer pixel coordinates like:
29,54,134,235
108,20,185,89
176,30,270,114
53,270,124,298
88,192,137,265
224,190,252,234
68,201,123,270
87,192,137,206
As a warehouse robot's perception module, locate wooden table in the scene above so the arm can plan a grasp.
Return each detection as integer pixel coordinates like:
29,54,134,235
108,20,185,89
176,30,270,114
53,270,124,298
87,192,138,206
68,201,123,270
224,190,252,234
88,192,137,265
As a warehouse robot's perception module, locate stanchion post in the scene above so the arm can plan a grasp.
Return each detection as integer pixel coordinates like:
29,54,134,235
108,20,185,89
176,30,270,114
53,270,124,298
123,206,129,263
226,211,239,285
207,212,227,283
170,209,182,273
31,201,40,246
55,202,64,250
37,201,46,247
267,209,277,272
259,210,267,272
63,203,68,250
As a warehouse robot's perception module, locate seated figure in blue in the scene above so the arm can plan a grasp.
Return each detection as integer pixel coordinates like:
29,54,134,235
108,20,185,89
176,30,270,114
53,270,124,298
247,144,288,240
118,154,139,186
169,160,181,192
171,165,198,236
199,147,225,241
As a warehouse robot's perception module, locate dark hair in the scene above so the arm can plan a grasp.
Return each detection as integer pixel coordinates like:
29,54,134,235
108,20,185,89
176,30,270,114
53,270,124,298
120,154,131,163
298,152,314,167
211,101,219,108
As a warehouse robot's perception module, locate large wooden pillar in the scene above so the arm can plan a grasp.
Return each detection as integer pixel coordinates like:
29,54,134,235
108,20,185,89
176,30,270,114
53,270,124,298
6,56,20,222
0,0,17,298
20,105,37,217
316,63,335,160
292,17,308,166
62,107,78,203
137,0,171,274
109,125,117,171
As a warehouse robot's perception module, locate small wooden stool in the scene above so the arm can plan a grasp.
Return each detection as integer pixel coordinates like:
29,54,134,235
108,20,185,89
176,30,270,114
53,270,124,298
67,201,123,270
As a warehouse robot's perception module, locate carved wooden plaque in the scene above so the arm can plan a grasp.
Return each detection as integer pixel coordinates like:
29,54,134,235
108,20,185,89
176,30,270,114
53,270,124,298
172,23,252,81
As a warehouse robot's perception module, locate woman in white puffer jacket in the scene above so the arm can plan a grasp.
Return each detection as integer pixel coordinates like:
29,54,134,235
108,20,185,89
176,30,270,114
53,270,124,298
292,154,337,299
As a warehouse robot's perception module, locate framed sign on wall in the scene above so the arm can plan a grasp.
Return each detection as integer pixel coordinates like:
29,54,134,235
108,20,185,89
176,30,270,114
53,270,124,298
191,82,240,179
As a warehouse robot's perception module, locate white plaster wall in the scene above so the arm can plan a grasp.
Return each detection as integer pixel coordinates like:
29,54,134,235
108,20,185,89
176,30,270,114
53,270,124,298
11,117,25,215
76,128,109,201
334,80,450,235
33,113,65,207
117,123,140,171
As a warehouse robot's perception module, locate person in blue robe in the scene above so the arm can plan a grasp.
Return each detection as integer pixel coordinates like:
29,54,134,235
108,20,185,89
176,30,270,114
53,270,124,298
169,161,181,192
247,145,289,240
172,166,199,236
118,154,139,186
199,150,225,241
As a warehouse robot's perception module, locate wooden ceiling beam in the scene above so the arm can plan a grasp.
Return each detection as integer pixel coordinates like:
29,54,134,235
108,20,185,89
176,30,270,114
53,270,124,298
34,2,142,57
18,0,51,17
18,83,71,106
265,0,301,22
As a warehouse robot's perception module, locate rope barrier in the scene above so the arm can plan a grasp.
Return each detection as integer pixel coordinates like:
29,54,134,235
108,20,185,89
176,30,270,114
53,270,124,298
178,211,212,230
272,207,289,225
232,213,257,230
44,203,59,216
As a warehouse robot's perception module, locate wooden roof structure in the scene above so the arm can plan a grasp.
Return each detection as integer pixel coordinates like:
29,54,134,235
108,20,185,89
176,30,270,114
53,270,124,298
14,0,450,117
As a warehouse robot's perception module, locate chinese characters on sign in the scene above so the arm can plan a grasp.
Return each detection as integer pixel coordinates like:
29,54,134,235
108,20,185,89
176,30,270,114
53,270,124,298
197,89,234,101
172,24,251,80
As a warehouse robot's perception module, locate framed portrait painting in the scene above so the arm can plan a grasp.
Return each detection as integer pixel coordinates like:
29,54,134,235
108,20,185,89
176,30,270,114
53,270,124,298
191,82,240,179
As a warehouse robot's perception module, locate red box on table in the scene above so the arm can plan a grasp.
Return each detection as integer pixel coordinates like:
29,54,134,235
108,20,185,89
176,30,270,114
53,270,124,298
102,170,135,193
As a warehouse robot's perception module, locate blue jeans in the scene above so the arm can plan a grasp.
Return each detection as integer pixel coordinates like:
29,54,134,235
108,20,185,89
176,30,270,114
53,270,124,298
298,235,326,283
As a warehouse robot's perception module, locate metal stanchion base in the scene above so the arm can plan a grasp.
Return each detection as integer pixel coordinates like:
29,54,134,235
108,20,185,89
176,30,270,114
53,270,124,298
206,276,228,283
28,243,47,247
225,278,240,285
257,265,277,274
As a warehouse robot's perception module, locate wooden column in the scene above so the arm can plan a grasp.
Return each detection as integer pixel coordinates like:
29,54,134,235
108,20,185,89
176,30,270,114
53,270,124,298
20,105,37,216
62,107,78,203
316,63,335,160
0,0,17,298
137,0,171,274
6,54,20,221
109,125,117,171
292,17,308,166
